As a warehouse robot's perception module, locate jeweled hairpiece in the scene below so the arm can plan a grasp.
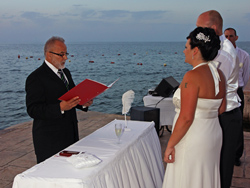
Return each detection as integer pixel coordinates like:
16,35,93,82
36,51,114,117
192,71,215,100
196,32,211,43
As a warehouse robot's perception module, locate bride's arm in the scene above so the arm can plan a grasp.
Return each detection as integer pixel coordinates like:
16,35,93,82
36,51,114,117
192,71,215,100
164,71,199,163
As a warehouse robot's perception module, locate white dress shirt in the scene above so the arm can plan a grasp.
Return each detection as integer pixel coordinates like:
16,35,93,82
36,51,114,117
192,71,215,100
45,60,87,109
214,35,241,112
45,60,68,114
236,47,250,88
45,60,69,82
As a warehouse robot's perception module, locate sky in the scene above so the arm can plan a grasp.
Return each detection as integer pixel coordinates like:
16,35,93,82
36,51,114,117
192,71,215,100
0,0,250,44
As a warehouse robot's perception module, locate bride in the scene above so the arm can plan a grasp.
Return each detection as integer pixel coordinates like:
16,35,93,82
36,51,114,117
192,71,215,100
162,27,226,188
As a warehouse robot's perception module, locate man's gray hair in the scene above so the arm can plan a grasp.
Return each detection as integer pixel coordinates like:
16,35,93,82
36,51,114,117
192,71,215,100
44,36,65,56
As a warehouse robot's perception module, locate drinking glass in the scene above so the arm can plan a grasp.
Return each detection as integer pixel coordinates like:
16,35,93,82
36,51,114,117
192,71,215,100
115,123,124,144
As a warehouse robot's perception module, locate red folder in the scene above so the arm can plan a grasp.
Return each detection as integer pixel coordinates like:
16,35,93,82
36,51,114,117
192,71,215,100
59,78,118,105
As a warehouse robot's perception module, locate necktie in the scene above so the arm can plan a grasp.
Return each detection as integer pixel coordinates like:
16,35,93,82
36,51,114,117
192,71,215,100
58,69,69,90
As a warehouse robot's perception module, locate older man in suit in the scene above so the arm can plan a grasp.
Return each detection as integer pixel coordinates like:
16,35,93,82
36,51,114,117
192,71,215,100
26,36,93,163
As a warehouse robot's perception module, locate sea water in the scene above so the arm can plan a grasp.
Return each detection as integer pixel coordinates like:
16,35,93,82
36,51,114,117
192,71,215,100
0,42,249,129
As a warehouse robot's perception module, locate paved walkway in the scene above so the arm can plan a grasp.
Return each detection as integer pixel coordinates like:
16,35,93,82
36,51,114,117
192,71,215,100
0,111,249,188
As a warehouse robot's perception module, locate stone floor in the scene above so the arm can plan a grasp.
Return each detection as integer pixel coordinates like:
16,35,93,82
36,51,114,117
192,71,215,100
0,111,249,188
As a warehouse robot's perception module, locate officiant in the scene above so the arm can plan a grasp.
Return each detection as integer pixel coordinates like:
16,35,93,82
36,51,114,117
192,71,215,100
25,36,93,163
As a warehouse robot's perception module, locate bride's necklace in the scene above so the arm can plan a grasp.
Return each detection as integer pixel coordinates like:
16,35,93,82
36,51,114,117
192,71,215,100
192,62,208,70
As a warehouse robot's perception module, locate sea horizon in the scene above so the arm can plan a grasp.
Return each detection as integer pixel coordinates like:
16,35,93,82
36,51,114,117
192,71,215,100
1,41,250,130
1,40,250,45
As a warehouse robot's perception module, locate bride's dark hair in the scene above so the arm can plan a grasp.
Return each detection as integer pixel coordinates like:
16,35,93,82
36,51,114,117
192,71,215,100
187,27,220,61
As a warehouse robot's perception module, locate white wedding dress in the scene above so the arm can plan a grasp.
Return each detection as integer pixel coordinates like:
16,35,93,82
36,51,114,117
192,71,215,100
162,62,222,188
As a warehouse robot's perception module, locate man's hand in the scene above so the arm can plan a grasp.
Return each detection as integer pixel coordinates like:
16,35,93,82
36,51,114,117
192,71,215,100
60,96,81,111
83,99,93,107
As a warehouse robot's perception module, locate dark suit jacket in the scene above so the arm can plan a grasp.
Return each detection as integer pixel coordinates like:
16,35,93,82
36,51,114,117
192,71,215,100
25,62,87,163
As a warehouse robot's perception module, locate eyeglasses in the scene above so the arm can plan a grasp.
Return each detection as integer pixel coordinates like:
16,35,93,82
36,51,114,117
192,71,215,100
49,51,69,57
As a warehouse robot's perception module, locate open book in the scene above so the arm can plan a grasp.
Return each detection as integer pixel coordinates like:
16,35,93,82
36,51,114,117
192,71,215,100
59,78,119,105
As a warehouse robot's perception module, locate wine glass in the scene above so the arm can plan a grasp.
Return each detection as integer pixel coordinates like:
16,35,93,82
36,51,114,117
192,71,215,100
115,123,124,144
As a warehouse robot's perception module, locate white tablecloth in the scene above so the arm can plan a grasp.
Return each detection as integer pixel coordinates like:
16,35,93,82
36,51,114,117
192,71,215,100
143,95,176,126
13,120,164,188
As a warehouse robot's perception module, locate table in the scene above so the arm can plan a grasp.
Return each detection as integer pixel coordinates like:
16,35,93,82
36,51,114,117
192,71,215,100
143,95,176,133
13,120,164,188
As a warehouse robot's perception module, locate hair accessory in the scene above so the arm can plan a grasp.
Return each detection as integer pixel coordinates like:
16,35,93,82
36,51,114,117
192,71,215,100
196,32,211,43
